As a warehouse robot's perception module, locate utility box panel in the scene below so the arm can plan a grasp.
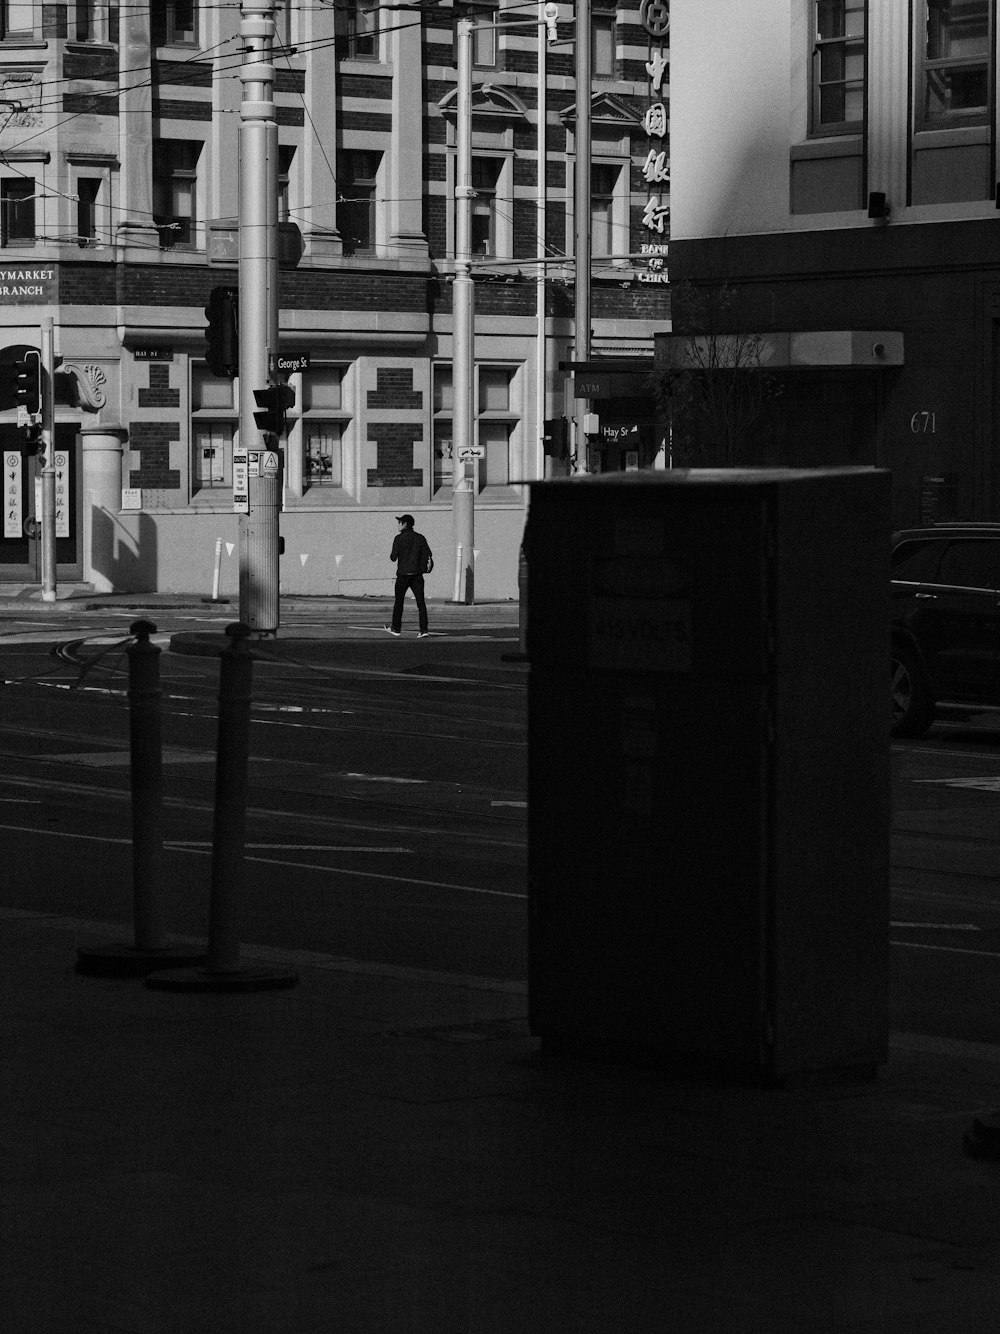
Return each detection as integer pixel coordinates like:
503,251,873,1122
526,468,891,1082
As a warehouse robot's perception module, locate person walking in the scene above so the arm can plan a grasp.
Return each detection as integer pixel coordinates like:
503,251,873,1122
384,514,433,637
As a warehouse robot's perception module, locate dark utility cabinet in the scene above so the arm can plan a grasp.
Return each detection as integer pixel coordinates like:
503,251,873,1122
526,468,891,1082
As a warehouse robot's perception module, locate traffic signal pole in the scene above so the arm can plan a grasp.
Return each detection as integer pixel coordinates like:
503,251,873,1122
39,316,57,603
238,1,280,633
452,17,475,605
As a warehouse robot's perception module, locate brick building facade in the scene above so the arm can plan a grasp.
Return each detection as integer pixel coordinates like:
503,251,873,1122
0,1,669,597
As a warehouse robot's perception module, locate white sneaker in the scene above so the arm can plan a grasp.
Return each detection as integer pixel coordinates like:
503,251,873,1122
418,631,430,638
383,625,401,637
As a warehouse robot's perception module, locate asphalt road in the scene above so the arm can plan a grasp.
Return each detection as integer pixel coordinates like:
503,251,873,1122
0,598,528,981
2,596,1000,1044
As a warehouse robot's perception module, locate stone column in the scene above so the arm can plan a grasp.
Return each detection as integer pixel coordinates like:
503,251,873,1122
81,425,128,593
388,10,429,266
117,10,160,257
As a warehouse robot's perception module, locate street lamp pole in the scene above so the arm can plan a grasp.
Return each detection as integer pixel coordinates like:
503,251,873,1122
573,0,591,473
238,1,280,632
452,16,475,604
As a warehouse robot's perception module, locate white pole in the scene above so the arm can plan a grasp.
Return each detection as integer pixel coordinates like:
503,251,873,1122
536,6,548,484
452,17,475,604
573,0,591,474
238,1,280,632
39,315,57,603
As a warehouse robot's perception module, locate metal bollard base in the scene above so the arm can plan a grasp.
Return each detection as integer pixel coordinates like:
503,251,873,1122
75,942,206,978
144,964,299,993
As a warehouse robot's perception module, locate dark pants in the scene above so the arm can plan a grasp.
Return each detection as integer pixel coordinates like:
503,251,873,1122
392,574,428,632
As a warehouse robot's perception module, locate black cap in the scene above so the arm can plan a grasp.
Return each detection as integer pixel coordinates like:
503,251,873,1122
395,514,415,527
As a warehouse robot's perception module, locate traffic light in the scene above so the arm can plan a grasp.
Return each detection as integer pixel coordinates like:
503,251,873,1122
253,383,295,436
0,344,38,410
205,286,238,378
14,349,41,415
542,416,568,458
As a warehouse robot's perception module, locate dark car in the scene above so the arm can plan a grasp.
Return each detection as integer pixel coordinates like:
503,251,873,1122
891,523,1000,736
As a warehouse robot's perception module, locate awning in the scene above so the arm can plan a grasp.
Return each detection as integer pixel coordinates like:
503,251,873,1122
653,330,904,371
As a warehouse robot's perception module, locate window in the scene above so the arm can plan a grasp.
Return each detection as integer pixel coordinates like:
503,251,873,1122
432,364,519,494
274,0,292,46
921,0,991,126
337,150,379,255
301,365,350,490
76,3,116,41
474,17,496,68
154,0,197,45
936,539,1000,589
470,157,501,256
278,145,295,223
153,140,200,248
1,3,33,38
347,0,378,58
592,13,616,78
811,0,866,134
191,365,236,494
591,163,620,258
76,178,100,245
1,178,34,246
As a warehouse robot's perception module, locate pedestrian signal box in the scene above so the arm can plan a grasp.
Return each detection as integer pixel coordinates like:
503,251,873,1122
253,383,295,436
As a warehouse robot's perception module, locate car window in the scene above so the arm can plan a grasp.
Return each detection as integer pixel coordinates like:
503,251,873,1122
935,540,1000,591
891,539,945,583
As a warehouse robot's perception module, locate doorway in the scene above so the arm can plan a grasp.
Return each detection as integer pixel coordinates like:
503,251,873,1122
0,425,81,583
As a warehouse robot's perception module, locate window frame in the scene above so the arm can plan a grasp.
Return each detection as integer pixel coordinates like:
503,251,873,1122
432,362,521,496
337,149,381,256
346,0,379,59
1,177,35,247
592,12,617,79
0,3,33,39
300,363,352,493
810,0,867,137
190,362,237,497
918,0,993,130
156,0,198,47
152,139,201,250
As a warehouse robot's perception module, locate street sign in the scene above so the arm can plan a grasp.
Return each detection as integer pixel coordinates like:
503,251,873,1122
232,451,249,512
270,353,310,375
458,445,485,459
4,450,21,538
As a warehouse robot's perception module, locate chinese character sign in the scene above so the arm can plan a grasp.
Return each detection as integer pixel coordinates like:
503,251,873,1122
638,0,669,277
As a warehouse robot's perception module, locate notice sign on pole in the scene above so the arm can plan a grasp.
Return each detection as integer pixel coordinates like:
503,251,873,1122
4,451,21,538
233,451,249,512
53,451,69,537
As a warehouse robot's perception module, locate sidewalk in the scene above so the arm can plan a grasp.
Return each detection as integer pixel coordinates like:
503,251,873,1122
4,905,1000,1333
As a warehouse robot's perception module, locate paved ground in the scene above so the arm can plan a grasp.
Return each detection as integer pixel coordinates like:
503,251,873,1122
4,591,1000,1331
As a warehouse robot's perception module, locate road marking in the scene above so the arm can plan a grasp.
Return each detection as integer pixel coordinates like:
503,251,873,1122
166,841,412,853
343,772,427,785
0,822,526,899
491,800,526,808
914,777,1000,792
47,749,214,767
893,940,1000,960
891,921,980,931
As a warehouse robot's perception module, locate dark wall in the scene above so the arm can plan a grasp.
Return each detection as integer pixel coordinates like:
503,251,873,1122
671,220,1000,527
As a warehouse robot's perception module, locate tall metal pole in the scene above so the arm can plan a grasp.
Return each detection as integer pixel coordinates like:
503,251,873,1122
238,1,280,632
536,6,548,483
573,0,591,473
452,16,475,604
39,315,57,603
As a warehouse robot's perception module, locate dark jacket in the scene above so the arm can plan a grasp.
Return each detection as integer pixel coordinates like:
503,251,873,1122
390,528,432,576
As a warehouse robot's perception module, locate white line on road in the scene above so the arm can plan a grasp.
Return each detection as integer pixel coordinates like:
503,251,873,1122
165,841,412,853
913,777,1000,791
891,921,981,931
893,940,1000,960
491,800,526,808
0,822,526,900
